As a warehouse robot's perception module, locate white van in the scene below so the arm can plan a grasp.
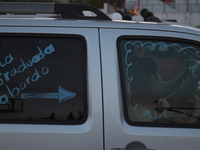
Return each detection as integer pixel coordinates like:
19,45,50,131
0,2,200,150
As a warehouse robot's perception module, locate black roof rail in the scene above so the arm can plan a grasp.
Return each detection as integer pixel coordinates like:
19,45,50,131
0,2,111,21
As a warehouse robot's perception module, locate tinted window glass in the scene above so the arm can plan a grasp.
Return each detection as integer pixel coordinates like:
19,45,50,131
0,34,87,124
118,36,200,127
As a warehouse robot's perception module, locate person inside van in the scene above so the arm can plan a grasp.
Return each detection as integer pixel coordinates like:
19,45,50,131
127,56,200,123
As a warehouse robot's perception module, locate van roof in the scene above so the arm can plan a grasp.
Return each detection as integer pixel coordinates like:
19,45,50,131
1,18,199,36
0,2,200,36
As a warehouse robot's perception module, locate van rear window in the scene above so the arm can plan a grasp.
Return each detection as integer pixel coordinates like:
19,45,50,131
117,36,200,127
0,34,87,124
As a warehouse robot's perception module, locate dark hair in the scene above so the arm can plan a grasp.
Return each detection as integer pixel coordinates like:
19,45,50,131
142,11,162,22
123,14,132,20
145,16,162,23
140,8,148,17
130,56,158,100
143,11,154,21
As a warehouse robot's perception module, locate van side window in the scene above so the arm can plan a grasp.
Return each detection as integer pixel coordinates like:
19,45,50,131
117,36,200,127
0,34,87,124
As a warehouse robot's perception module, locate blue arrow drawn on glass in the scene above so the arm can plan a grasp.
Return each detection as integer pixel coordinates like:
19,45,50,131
21,86,76,103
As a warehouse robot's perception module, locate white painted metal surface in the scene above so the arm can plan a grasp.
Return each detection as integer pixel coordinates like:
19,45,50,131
0,11,200,150
0,27,103,150
100,28,200,150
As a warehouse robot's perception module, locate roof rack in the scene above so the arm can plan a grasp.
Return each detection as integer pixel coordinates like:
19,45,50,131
0,2,111,21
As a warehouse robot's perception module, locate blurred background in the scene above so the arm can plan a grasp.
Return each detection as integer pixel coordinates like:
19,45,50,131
1,0,200,28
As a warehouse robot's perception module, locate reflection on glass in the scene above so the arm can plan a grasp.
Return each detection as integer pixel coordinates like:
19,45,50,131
0,36,86,124
120,40,200,124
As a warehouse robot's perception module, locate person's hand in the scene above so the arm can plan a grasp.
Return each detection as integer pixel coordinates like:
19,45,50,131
157,98,170,110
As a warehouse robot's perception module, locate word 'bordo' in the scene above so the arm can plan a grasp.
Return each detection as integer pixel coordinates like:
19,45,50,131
0,66,49,104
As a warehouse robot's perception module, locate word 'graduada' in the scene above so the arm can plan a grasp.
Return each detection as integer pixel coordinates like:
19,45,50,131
0,44,55,104
0,44,55,86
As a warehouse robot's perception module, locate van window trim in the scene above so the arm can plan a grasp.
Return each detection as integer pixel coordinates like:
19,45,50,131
0,33,88,125
117,35,200,128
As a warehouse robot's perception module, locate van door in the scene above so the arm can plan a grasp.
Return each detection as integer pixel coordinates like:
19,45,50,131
0,27,103,150
100,28,200,150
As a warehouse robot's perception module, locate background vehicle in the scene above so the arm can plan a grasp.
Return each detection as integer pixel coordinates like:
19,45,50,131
0,2,200,150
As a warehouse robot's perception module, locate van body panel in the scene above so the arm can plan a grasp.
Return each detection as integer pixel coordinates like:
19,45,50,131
100,28,200,150
1,19,200,36
0,10,200,150
0,27,104,150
